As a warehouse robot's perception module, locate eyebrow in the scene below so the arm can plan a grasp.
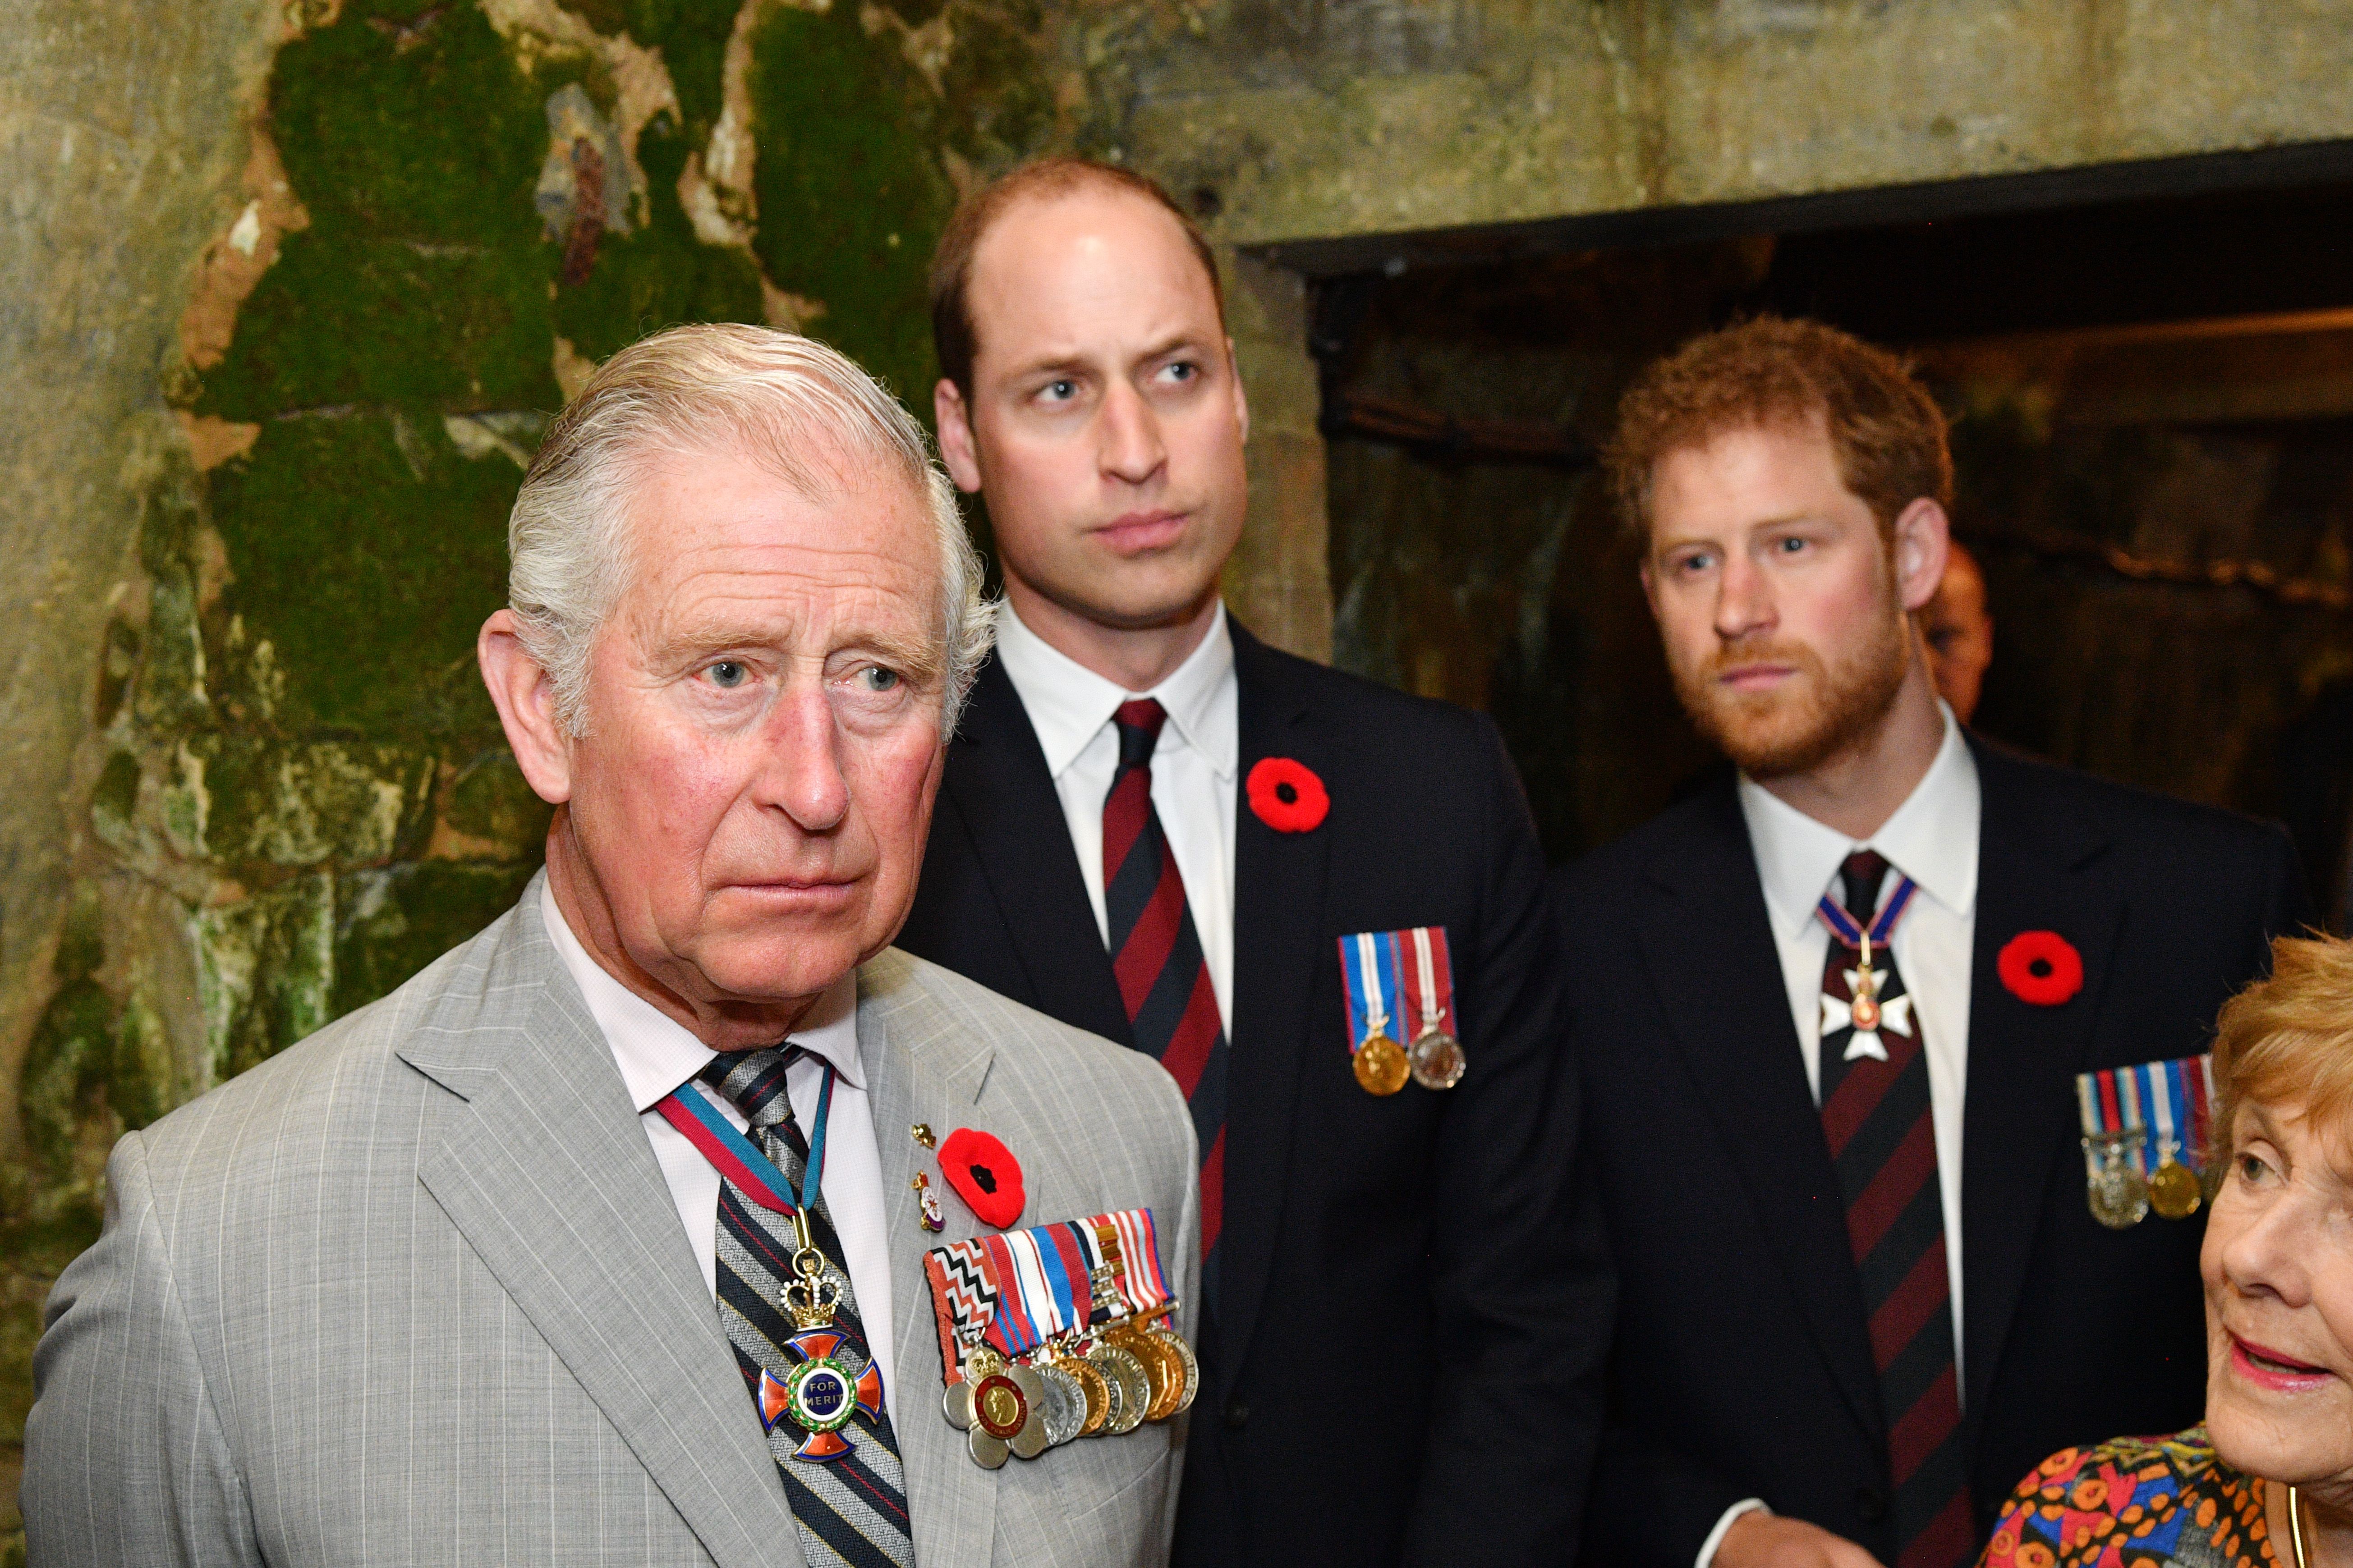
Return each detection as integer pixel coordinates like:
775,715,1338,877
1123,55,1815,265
1008,331,1209,382
643,621,947,685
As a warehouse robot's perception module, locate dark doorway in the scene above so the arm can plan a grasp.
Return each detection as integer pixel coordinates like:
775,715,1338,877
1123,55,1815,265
1299,153,2353,926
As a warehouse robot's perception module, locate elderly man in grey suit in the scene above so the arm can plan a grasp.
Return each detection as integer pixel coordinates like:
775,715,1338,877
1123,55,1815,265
23,324,1201,1568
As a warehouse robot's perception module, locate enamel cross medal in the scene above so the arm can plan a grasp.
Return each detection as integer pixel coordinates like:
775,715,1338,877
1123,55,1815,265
1814,873,1919,1065
759,1073,885,1460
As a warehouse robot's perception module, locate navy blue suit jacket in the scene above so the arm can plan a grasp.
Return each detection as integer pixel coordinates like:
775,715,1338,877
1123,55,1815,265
1553,739,2308,1566
898,621,1611,1568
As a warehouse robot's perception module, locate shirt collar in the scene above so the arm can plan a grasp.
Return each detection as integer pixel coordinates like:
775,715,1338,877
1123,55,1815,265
1737,703,1981,940
993,598,1237,781
540,878,864,1112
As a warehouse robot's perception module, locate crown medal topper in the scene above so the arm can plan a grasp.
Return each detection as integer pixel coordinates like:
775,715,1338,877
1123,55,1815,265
655,1068,884,1463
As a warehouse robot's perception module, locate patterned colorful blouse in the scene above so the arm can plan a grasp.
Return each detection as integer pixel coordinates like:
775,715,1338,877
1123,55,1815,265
1980,1428,2282,1568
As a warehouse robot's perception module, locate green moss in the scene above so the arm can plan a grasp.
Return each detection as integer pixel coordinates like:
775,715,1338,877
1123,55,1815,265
205,415,515,737
267,6,548,246
200,229,560,418
187,735,436,868
747,2,951,410
610,0,743,140
194,874,338,1082
19,981,116,1181
938,4,1049,163
444,748,554,850
334,858,541,1018
551,109,765,361
90,750,142,848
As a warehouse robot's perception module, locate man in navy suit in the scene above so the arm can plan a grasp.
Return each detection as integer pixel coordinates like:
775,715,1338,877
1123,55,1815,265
1558,317,2307,1568
896,156,1611,1567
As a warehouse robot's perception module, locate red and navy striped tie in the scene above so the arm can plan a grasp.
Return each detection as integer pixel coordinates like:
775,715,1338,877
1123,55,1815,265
1103,699,1229,1281
1818,851,1975,1568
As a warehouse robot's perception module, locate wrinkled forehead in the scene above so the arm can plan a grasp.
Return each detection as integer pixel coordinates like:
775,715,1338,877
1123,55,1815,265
610,438,944,653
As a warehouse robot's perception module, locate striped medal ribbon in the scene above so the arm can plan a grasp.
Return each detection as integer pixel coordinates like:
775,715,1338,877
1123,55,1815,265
2076,1054,2215,1227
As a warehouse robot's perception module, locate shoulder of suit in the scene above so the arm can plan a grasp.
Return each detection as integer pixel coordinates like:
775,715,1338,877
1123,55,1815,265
129,898,537,1173
862,949,1191,1121
1549,775,1736,910
1973,739,2292,860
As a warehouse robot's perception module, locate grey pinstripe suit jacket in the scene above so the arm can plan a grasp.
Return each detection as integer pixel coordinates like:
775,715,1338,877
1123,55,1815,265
22,880,1200,1567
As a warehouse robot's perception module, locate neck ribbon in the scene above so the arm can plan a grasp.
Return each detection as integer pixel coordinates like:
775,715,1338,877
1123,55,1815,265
655,1060,834,1220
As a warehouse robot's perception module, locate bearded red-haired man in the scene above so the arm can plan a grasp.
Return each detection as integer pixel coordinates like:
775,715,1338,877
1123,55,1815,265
1555,318,2307,1568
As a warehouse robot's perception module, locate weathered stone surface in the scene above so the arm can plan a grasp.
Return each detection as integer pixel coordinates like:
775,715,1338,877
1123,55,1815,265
1111,0,2353,248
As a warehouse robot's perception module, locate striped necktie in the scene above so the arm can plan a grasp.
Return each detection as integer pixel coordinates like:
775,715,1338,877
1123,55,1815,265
701,1048,915,1568
1103,698,1229,1286
1817,851,1975,1568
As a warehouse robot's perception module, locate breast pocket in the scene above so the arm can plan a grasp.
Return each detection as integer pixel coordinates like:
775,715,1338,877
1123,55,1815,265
993,1419,1181,1567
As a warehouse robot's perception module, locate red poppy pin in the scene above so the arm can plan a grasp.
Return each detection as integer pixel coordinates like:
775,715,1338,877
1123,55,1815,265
938,1127,1025,1229
1246,756,1329,833
1998,930,2084,1007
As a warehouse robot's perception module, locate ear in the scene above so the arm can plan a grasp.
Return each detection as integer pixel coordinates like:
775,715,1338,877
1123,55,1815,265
1227,337,1250,445
1891,498,1951,615
478,609,574,804
934,378,984,494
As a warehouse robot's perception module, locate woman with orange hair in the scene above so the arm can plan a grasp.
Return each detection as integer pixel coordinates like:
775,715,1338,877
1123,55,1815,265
1981,934,2353,1568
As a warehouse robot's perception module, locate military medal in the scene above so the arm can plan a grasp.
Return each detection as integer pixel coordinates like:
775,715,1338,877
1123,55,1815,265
2075,1054,2216,1228
944,1337,1050,1467
655,1067,894,1465
1813,877,1919,1065
921,1206,1193,1463
1342,931,1411,1095
911,1172,945,1232
1399,926,1467,1091
2084,1132,2151,1230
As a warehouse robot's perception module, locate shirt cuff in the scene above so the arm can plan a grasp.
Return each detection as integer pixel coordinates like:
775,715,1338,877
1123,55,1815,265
1697,1499,1770,1568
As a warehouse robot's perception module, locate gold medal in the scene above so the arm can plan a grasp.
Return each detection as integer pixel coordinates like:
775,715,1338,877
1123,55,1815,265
1062,1348,1110,1434
2149,1153,2203,1220
1112,1323,1182,1422
1410,1028,1466,1091
1149,1322,1199,1415
1354,1032,1409,1095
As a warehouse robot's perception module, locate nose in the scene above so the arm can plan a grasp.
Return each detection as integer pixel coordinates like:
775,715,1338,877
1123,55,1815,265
755,680,850,834
1714,550,1774,643
2219,1187,2315,1310
1098,379,1167,487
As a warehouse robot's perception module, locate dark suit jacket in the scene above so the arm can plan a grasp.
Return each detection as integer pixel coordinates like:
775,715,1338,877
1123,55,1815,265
897,620,1611,1568
1553,738,2309,1566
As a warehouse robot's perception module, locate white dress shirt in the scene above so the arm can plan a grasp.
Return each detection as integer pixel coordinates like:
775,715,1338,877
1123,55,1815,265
1700,705,1982,1567
992,597,1240,1031
541,880,898,1403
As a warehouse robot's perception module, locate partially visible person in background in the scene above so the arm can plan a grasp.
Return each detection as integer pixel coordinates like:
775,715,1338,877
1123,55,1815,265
1980,933,2353,1568
1924,539,1993,724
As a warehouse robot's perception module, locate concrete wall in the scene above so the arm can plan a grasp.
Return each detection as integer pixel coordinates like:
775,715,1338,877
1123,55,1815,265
1117,0,2353,253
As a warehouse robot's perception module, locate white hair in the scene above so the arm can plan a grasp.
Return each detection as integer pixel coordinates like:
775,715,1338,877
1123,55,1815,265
506,323,994,735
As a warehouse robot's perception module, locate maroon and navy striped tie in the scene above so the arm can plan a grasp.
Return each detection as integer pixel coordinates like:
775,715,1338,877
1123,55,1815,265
1103,699,1229,1280
1818,851,1976,1568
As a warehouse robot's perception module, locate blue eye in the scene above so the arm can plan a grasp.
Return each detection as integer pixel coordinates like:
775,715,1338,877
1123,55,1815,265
707,661,747,688
862,666,901,692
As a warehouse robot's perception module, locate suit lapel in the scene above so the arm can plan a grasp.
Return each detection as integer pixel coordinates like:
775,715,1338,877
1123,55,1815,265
404,968,801,1568
1217,625,1333,1375
859,965,1001,1568
1636,782,1885,1440
941,655,1131,1045
1960,743,2124,1424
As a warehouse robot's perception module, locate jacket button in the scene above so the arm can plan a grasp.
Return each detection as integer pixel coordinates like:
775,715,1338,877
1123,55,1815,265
1854,1487,1886,1523
1223,1398,1249,1430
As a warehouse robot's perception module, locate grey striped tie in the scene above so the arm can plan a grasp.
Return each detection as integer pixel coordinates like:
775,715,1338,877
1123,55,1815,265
702,1048,915,1568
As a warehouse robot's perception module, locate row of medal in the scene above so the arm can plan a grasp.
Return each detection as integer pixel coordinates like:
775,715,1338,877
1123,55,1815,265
1340,926,1467,1096
926,1209,1198,1468
2077,1054,2215,1229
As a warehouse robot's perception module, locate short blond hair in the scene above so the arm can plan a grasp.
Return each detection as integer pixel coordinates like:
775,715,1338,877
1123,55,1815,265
508,323,993,735
2211,933,2353,1161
